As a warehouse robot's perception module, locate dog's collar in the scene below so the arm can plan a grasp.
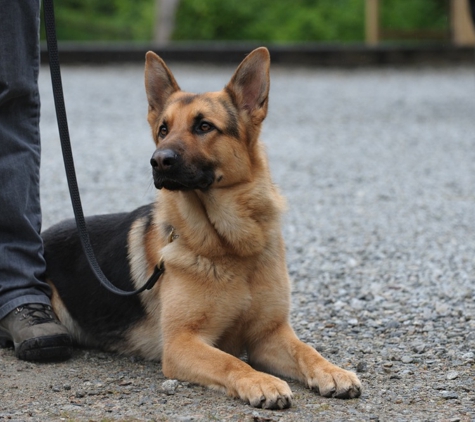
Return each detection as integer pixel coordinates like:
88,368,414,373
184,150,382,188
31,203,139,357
143,227,177,291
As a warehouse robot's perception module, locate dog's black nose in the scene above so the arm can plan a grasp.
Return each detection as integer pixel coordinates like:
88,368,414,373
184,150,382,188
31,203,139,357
151,149,178,171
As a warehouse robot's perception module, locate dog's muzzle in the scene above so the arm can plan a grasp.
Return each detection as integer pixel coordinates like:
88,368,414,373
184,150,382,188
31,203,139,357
150,149,215,191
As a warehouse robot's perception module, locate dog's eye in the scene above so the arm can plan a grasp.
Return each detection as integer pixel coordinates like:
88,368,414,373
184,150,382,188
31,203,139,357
198,122,214,134
158,124,168,138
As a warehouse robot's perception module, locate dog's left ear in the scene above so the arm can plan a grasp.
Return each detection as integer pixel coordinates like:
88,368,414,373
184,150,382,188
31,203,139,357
225,47,270,124
145,51,180,115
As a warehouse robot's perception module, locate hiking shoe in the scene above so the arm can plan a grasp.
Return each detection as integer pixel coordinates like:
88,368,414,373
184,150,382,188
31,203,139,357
0,304,72,361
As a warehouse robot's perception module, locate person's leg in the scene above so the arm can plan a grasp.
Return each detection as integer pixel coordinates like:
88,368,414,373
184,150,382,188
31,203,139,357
0,0,50,317
0,0,71,361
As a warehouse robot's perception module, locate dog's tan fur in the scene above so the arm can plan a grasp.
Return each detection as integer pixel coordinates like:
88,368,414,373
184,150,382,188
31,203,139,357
49,47,361,409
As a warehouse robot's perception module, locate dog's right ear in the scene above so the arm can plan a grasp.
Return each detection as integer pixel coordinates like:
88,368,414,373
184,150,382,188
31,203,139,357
145,51,180,114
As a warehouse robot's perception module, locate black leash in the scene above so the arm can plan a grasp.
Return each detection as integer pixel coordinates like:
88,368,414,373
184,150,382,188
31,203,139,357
42,0,164,296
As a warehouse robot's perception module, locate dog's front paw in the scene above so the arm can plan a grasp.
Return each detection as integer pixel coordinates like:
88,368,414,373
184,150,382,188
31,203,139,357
307,363,362,399
235,373,293,409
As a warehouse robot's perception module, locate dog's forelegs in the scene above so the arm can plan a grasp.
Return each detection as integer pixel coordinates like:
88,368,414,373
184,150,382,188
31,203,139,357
161,333,293,409
248,322,362,399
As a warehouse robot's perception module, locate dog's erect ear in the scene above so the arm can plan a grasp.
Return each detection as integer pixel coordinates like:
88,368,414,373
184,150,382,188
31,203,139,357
145,51,180,114
225,47,270,123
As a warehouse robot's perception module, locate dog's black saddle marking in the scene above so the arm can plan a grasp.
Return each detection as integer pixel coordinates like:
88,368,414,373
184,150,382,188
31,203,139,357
42,204,155,344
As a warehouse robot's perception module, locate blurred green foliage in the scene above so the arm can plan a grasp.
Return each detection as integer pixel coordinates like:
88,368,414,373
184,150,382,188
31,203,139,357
381,0,448,31
174,0,448,42
41,0,154,41
44,0,448,42
174,0,365,42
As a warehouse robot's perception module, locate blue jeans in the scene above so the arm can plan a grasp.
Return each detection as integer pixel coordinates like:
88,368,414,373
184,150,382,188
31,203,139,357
0,0,52,319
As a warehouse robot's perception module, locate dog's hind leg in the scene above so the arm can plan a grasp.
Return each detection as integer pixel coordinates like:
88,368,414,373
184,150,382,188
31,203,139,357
248,322,362,399
48,282,95,347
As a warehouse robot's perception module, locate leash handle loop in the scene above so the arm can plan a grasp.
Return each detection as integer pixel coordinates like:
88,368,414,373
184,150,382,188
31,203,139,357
42,0,163,296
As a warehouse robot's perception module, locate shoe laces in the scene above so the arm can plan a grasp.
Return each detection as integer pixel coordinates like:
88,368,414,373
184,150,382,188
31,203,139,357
15,304,58,326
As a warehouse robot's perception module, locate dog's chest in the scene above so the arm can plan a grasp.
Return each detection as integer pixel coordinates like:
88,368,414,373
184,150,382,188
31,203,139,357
163,239,253,284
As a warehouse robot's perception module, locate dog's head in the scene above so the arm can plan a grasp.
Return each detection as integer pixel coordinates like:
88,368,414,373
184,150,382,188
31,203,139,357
144,47,270,191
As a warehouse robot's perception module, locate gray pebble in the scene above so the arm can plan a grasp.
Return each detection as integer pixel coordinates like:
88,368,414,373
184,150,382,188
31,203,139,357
412,344,426,354
446,371,459,380
440,391,459,400
462,352,474,362
356,361,368,373
161,379,179,395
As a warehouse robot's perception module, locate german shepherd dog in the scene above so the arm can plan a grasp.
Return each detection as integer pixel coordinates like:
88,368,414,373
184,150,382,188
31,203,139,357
42,47,361,409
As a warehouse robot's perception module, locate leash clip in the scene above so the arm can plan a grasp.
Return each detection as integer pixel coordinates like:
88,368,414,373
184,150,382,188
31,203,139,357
143,257,165,291
143,226,176,292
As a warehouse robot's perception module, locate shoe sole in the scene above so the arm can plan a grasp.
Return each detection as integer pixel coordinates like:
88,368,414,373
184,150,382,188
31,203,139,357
15,334,73,362
0,335,13,348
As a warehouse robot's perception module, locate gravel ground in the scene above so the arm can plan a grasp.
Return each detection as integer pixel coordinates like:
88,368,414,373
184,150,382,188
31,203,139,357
1,60,475,421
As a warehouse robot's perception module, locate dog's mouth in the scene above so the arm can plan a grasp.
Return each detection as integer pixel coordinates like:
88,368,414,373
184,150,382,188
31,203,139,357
153,170,215,192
